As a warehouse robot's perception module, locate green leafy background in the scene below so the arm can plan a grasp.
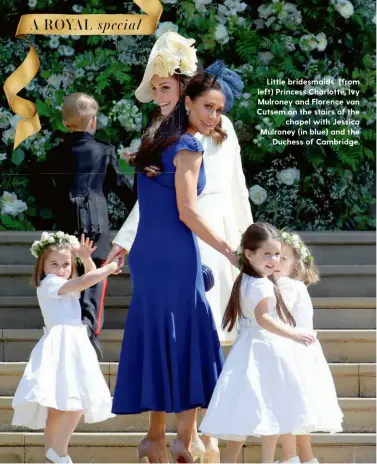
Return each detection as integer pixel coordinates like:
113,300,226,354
0,0,375,231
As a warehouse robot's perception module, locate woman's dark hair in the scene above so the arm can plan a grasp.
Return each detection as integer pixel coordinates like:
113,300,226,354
222,222,296,332
133,72,227,173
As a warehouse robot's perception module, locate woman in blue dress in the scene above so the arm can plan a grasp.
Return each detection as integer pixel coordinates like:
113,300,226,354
112,71,239,462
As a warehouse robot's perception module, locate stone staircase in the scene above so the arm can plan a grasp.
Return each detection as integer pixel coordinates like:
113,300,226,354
0,231,375,463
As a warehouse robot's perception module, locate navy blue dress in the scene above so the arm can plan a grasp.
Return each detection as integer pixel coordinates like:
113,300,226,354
112,134,224,414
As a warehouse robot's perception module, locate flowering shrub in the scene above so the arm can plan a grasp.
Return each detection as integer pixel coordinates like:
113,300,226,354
0,0,375,231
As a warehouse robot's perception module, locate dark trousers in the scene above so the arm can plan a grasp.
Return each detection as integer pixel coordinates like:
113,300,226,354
78,257,107,337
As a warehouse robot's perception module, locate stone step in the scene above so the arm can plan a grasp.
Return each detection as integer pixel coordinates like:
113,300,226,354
1,362,374,398
0,432,375,463
0,265,375,298
0,231,375,265
1,296,374,330
0,397,375,434
0,329,375,363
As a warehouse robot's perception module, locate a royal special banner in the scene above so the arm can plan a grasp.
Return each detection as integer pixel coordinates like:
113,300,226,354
3,0,163,150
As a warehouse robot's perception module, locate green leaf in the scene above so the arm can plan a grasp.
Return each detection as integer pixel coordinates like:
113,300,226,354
26,207,37,217
36,99,54,117
11,148,25,166
40,208,53,219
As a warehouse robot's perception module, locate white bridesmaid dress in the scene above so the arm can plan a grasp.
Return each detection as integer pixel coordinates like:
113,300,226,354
277,277,344,433
200,275,318,440
12,274,114,430
114,115,253,343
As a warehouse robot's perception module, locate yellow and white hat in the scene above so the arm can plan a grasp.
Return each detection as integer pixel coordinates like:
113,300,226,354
135,32,198,103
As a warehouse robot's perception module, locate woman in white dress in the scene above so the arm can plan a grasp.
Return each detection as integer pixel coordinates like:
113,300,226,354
200,222,319,464
106,32,252,463
275,232,343,463
12,233,120,464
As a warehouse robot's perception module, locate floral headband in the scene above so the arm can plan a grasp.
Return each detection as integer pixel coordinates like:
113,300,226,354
280,231,313,264
30,231,80,258
152,37,198,78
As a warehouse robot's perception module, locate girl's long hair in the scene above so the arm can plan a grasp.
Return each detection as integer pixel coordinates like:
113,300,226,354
290,245,320,287
133,72,227,173
222,222,296,332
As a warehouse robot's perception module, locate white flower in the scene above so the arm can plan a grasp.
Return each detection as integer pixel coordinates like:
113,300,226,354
278,168,300,186
60,45,75,57
299,34,318,52
68,235,80,247
28,0,37,8
123,138,142,153
56,231,65,239
48,236,55,243
2,128,15,145
154,21,178,39
249,185,268,205
316,32,328,51
161,0,177,3
152,49,181,77
41,232,50,241
0,107,12,129
97,114,109,129
75,68,85,78
335,0,354,18
258,4,273,18
10,115,22,129
194,0,213,12
243,93,251,99
258,52,274,64
1,191,28,217
215,24,230,44
0,153,6,162
72,4,83,12
47,74,62,89
49,36,60,49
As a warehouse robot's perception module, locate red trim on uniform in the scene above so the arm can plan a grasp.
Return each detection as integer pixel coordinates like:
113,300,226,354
95,260,108,336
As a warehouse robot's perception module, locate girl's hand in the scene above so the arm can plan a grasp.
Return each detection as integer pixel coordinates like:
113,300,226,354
290,330,316,346
75,234,97,260
109,256,122,275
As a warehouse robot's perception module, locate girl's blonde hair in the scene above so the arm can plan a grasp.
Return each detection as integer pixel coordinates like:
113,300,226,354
290,247,320,286
31,245,78,288
281,232,320,286
62,92,99,131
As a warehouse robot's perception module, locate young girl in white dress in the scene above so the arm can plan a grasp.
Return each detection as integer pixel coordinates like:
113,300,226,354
200,222,319,464
12,232,120,464
275,232,343,463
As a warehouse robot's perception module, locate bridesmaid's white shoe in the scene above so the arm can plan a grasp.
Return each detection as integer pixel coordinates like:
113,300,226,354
304,460,319,463
275,457,301,463
45,448,73,463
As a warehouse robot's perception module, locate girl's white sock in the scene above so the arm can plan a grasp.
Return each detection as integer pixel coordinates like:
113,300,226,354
304,460,319,464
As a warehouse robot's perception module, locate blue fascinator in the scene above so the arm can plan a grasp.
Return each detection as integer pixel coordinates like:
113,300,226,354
205,60,244,113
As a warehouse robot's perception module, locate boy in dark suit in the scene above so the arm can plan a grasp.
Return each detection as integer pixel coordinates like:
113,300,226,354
40,93,136,359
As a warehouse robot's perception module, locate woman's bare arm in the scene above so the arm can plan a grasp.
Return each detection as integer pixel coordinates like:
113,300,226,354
174,149,236,264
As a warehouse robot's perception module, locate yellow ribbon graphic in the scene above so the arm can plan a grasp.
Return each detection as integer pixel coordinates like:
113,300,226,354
3,0,163,150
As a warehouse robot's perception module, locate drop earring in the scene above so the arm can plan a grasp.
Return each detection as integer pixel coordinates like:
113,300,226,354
185,107,189,116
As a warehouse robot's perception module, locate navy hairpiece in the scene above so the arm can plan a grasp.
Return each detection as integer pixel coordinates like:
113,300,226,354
205,60,244,113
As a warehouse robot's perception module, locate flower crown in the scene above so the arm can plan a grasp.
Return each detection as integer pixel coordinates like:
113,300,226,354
152,38,197,78
280,231,313,264
30,231,80,258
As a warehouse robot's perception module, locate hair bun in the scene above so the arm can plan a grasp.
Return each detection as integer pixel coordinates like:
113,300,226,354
205,60,244,112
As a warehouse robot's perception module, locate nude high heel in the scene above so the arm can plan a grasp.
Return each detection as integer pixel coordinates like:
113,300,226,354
203,440,220,464
189,436,205,463
170,439,194,463
137,437,168,463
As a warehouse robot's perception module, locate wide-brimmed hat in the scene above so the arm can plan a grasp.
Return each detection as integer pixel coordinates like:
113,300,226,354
135,32,198,103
